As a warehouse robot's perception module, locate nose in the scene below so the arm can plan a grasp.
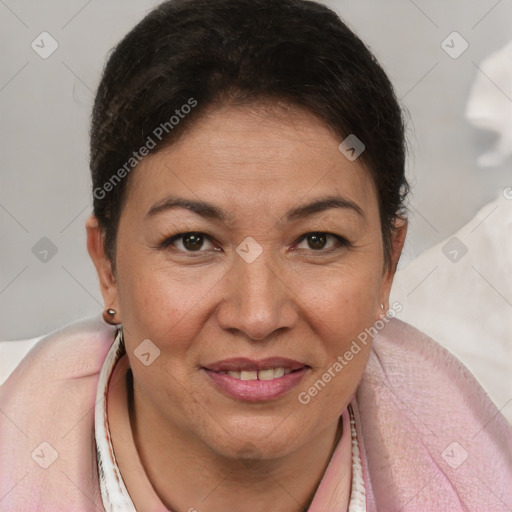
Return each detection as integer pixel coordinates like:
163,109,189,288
216,248,298,341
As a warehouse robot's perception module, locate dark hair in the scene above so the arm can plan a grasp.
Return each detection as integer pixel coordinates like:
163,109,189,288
90,0,409,273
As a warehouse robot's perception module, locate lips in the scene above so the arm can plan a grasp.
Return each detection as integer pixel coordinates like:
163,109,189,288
202,357,310,402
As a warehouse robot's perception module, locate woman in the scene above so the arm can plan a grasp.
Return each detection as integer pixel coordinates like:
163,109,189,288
0,0,510,510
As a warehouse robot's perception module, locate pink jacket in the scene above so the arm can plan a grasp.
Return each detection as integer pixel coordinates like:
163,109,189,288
1,315,511,511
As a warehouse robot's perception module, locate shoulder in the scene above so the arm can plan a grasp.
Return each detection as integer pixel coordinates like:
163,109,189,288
1,314,117,387
363,316,507,429
366,316,495,405
0,313,117,427
0,337,41,385
368,316,470,377
356,317,512,509
0,314,116,510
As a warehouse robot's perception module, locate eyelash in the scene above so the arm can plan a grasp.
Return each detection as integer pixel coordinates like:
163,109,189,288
158,231,351,255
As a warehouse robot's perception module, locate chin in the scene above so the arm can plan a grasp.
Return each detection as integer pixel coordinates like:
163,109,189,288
200,412,307,461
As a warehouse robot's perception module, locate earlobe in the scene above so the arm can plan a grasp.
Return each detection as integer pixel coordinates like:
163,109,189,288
85,215,120,317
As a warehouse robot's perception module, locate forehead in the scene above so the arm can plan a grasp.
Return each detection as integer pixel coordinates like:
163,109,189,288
124,103,378,220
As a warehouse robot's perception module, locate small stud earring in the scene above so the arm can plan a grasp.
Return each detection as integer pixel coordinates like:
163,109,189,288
103,308,118,325
379,303,386,320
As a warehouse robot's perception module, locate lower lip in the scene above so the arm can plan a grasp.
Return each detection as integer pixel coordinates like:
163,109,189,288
203,368,309,402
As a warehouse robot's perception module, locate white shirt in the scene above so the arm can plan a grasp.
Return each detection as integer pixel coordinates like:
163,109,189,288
95,329,366,511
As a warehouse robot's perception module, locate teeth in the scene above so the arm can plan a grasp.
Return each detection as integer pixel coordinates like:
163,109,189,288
273,368,285,378
240,370,258,381
258,369,277,381
222,368,294,381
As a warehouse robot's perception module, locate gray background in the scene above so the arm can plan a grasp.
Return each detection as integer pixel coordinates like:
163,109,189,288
1,0,511,340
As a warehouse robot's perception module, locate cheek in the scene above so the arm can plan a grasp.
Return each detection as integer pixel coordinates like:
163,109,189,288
116,248,227,347
301,260,382,337
297,258,381,392
295,271,378,417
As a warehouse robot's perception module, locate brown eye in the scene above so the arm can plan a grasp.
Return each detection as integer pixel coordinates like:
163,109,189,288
181,233,205,251
306,233,328,250
161,232,217,253
295,232,349,252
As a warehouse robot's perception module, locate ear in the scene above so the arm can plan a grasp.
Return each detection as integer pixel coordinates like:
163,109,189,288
86,214,121,320
377,216,408,318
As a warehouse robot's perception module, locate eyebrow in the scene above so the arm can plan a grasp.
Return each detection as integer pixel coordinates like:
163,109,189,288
145,194,365,223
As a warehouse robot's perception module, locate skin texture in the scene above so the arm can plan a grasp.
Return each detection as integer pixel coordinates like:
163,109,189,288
87,103,407,511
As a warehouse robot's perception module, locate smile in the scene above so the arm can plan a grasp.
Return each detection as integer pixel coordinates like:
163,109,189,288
202,357,310,402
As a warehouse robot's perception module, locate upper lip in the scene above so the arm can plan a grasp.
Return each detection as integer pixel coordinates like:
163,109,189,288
203,357,308,372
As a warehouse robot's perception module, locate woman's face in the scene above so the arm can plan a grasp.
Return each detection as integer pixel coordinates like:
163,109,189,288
88,103,405,461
